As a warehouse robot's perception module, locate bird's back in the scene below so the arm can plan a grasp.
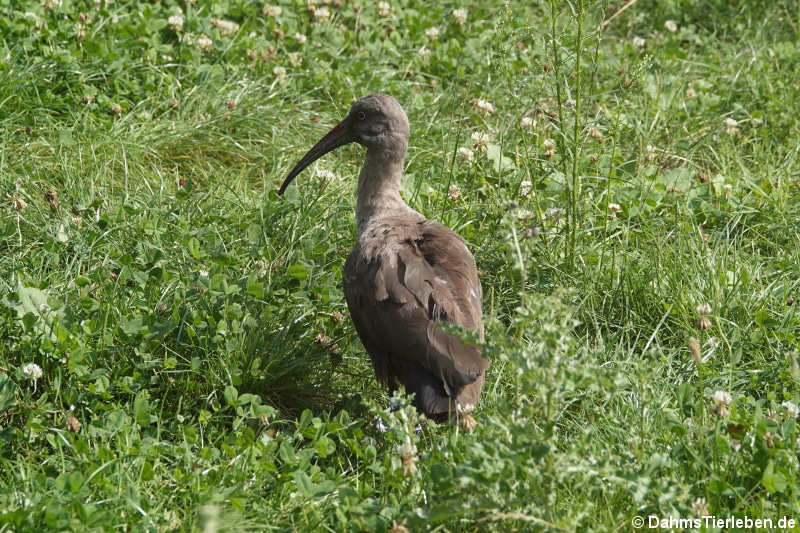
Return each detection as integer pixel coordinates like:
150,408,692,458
343,215,487,421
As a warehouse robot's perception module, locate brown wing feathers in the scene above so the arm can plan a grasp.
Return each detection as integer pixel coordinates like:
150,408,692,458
343,218,487,419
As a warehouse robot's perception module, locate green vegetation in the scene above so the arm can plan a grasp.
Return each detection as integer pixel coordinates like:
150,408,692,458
2,0,799,530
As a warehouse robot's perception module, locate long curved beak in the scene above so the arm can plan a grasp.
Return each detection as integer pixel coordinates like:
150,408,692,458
278,120,354,195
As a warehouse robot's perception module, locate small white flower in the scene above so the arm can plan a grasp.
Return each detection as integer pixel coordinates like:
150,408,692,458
546,207,566,221
424,27,439,40
13,196,28,211
448,184,461,201
516,209,535,221
418,46,431,60
691,498,708,516
288,52,302,67
314,169,336,181
294,32,307,44
42,0,62,10
452,8,468,26
685,86,697,99
212,18,239,36
314,6,331,24
22,363,43,381
608,202,621,213
665,20,677,33
645,144,658,162
194,34,213,51
520,116,535,130
712,390,732,406
457,147,474,162
519,180,532,198
377,1,391,17
782,401,799,418
724,117,739,136
111,14,119,25
632,36,646,48
543,138,556,157
588,126,603,140
471,131,489,152
24,12,46,29
474,99,494,116
167,14,184,32
263,5,282,17
273,65,287,81
696,303,712,315
199,270,209,278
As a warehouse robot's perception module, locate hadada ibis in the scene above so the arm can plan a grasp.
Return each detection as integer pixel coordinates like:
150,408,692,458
279,94,488,428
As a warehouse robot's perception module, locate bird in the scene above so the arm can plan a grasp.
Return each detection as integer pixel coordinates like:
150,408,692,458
279,94,488,428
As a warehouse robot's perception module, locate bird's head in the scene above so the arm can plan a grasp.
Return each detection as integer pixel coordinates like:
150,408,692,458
278,94,409,195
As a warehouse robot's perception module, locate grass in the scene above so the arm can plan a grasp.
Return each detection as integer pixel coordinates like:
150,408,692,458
1,0,799,531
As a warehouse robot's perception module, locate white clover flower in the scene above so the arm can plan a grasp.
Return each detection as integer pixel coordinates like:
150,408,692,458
645,144,658,162
608,202,621,213
588,126,603,140
314,169,336,181
314,6,331,24
519,180,532,198
546,207,566,221
471,131,489,152
448,184,461,201
74,23,86,40
520,116,535,130
273,65,287,81
418,46,431,60
457,147,474,162
195,34,213,51
199,270,209,278
377,1,391,17
212,18,239,36
724,117,739,136
24,12,45,29
632,36,645,48
692,498,708,516
516,209,535,221
168,14,184,32
42,0,62,10
424,27,439,40
712,390,732,406
782,401,799,419
13,196,28,211
685,86,697,99
22,363,43,381
665,20,677,32
397,441,418,476
474,99,494,116
543,138,556,157
452,8,468,25
110,14,119,25
696,303,712,315
288,52,302,67
263,5,282,17
294,32,307,44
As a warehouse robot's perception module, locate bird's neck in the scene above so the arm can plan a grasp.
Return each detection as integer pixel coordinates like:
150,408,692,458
355,144,415,233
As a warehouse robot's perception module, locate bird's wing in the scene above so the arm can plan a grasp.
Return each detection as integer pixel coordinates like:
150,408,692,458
344,219,487,397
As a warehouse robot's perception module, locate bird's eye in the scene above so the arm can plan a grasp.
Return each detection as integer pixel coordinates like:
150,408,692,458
357,111,366,120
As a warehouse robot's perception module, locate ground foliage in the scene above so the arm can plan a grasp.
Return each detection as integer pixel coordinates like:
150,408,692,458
1,0,799,531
